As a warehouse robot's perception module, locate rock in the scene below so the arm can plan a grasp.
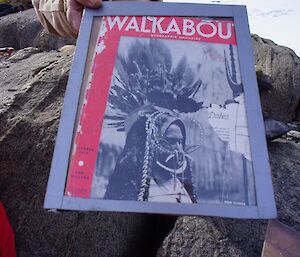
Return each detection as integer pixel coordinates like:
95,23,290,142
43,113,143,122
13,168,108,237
264,117,296,141
6,46,41,62
34,28,76,51
269,139,300,231
283,130,300,143
158,138,300,257
158,217,266,257
256,70,273,91
0,9,75,51
252,34,300,122
58,45,76,56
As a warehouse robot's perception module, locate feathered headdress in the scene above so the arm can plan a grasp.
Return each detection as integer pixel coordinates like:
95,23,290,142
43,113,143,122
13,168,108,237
105,39,203,132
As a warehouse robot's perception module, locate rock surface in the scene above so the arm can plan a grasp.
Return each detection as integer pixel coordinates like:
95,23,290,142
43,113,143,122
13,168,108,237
0,9,75,51
252,34,300,122
158,217,266,257
0,10,300,257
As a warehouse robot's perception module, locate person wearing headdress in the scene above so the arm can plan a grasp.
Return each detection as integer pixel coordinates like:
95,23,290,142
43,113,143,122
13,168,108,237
104,107,197,203
103,38,204,203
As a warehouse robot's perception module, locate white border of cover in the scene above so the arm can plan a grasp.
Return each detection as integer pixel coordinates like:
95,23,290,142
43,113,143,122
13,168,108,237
44,2,277,219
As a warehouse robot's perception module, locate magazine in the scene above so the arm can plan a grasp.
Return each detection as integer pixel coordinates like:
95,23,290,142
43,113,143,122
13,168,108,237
65,15,257,207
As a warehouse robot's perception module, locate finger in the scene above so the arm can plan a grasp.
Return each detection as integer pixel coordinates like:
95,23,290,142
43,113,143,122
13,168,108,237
75,0,102,8
67,9,82,34
66,0,83,34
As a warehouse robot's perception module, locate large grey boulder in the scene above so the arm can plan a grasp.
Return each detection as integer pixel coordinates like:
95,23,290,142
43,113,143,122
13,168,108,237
252,34,300,122
158,217,266,256
0,9,75,51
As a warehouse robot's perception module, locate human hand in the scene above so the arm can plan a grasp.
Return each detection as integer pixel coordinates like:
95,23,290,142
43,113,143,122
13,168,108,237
66,0,102,34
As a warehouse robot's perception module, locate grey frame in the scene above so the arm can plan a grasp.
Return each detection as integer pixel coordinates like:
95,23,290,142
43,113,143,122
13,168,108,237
44,2,277,218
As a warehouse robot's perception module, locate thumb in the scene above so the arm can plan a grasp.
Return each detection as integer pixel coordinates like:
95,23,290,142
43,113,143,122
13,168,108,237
67,8,82,35
75,0,102,8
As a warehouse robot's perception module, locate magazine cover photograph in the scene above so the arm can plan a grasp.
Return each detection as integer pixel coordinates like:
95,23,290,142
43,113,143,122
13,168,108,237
65,16,257,207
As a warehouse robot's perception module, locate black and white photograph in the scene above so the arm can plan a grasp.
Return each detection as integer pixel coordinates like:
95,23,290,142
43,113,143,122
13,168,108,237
91,36,256,206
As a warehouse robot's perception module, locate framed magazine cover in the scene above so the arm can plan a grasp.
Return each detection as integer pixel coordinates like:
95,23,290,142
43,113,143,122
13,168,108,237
44,2,277,218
